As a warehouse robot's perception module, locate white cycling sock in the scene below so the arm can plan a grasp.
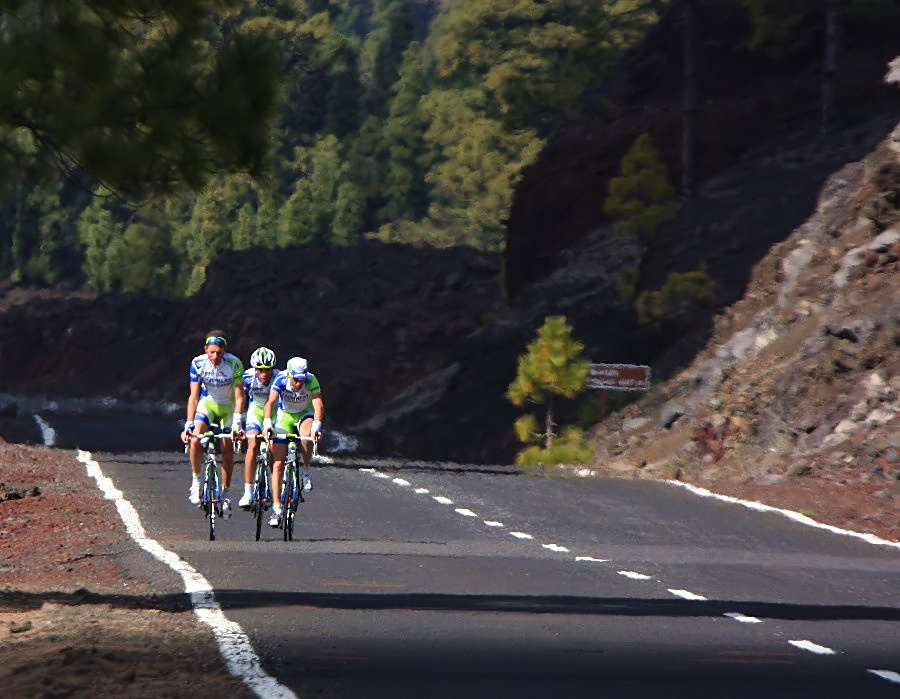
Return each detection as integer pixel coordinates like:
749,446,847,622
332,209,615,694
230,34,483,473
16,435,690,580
244,483,253,495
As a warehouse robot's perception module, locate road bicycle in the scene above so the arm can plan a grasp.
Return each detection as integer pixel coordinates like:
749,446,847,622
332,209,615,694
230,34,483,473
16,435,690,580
280,434,317,541
187,424,236,541
249,437,272,542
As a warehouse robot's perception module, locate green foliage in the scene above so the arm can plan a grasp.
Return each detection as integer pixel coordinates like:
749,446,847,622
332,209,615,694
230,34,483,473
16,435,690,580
1,0,672,294
514,413,540,444
515,426,594,467
377,41,433,225
430,0,660,131
742,0,900,51
507,315,590,457
79,192,183,295
360,0,416,117
603,132,675,240
635,268,716,324
616,267,639,302
507,316,590,408
421,87,543,249
278,135,345,248
741,0,807,48
78,194,125,292
0,1,281,197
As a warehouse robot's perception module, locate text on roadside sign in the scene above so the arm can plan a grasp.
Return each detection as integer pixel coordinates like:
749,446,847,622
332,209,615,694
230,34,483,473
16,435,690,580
587,363,651,391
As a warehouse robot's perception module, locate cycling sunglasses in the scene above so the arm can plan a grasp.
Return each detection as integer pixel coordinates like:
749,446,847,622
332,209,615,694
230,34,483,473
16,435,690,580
205,336,227,346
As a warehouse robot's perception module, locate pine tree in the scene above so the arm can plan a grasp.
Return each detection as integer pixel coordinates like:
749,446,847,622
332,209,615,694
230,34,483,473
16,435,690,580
0,1,280,196
378,41,433,224
507,316,590,451
603,132,675,241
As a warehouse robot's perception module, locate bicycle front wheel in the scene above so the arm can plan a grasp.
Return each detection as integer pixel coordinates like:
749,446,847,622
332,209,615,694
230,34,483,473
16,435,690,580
206,457,219,542
254,458,268,542
282,461,297,542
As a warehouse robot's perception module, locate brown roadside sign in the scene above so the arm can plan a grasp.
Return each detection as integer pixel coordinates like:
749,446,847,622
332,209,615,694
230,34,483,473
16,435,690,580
587,363,651,391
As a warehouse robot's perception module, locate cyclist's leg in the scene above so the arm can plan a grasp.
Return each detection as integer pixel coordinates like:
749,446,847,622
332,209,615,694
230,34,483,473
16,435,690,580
190,399,216,476
270,410,298,507
296,414,314,466
188,401,214,503
214,403,236,489
243,404,265,498
269,441,287,509
240,431,261,509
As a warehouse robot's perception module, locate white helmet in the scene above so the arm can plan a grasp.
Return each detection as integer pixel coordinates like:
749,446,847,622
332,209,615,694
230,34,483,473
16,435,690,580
250,346,276,369
286,356,308,380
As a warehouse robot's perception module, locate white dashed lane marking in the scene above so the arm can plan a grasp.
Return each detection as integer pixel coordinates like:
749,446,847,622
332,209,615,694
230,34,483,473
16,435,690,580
618,570,652,581
359,466,900,687
789,640,837,656
723,612,763,624
868,670,900,684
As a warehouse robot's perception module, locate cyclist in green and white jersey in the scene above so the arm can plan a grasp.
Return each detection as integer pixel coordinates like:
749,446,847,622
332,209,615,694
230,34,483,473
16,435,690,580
237,346,282,510
263,356,324,527
182,331,245,516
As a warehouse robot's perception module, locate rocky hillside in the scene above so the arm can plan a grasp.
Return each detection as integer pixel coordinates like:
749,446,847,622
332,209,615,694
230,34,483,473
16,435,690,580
591,108,899,525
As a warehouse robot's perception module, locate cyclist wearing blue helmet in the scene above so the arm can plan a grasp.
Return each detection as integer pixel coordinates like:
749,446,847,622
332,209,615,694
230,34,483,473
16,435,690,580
182,330,245,516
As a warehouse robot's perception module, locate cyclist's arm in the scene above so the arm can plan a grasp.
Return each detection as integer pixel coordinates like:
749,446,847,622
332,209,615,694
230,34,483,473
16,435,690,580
186,380,201,424
311,394,324,423
263,388,279,421
233,379,246,415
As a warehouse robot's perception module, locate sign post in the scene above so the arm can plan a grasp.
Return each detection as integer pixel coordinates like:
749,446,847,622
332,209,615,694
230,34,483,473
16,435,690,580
587,363,651,419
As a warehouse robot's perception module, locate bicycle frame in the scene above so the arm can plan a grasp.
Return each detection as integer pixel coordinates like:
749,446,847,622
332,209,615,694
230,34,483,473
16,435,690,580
193,425,233,542
251,438,271,541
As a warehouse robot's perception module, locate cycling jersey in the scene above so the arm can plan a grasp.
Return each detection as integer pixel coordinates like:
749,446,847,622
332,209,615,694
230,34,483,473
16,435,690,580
243,368,282,433
270,371,321,415
189,353,244,405
242,368,282,408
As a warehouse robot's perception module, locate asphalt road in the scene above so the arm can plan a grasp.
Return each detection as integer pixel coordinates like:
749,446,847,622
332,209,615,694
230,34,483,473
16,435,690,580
89,448,900,699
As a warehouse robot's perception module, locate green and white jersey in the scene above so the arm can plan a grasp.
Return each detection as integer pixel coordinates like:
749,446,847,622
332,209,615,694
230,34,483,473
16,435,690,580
189,352,243,405
271,371,321,415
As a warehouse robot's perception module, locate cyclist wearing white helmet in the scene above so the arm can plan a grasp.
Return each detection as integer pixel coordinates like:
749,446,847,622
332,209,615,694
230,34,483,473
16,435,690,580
263,356,324,527
182,330,245,516
237,347,282,510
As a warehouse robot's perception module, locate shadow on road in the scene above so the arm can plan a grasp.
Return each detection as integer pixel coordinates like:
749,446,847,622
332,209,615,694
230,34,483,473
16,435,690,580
4,587,899,622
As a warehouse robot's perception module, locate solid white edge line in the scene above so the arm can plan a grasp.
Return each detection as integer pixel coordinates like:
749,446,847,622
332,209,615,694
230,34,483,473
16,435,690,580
76,450,295,699
788,639,836,655
668,480,900,549
868,670,900,684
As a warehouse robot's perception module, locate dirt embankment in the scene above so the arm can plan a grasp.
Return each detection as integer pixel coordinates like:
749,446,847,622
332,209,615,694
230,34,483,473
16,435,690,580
0,440,251,697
